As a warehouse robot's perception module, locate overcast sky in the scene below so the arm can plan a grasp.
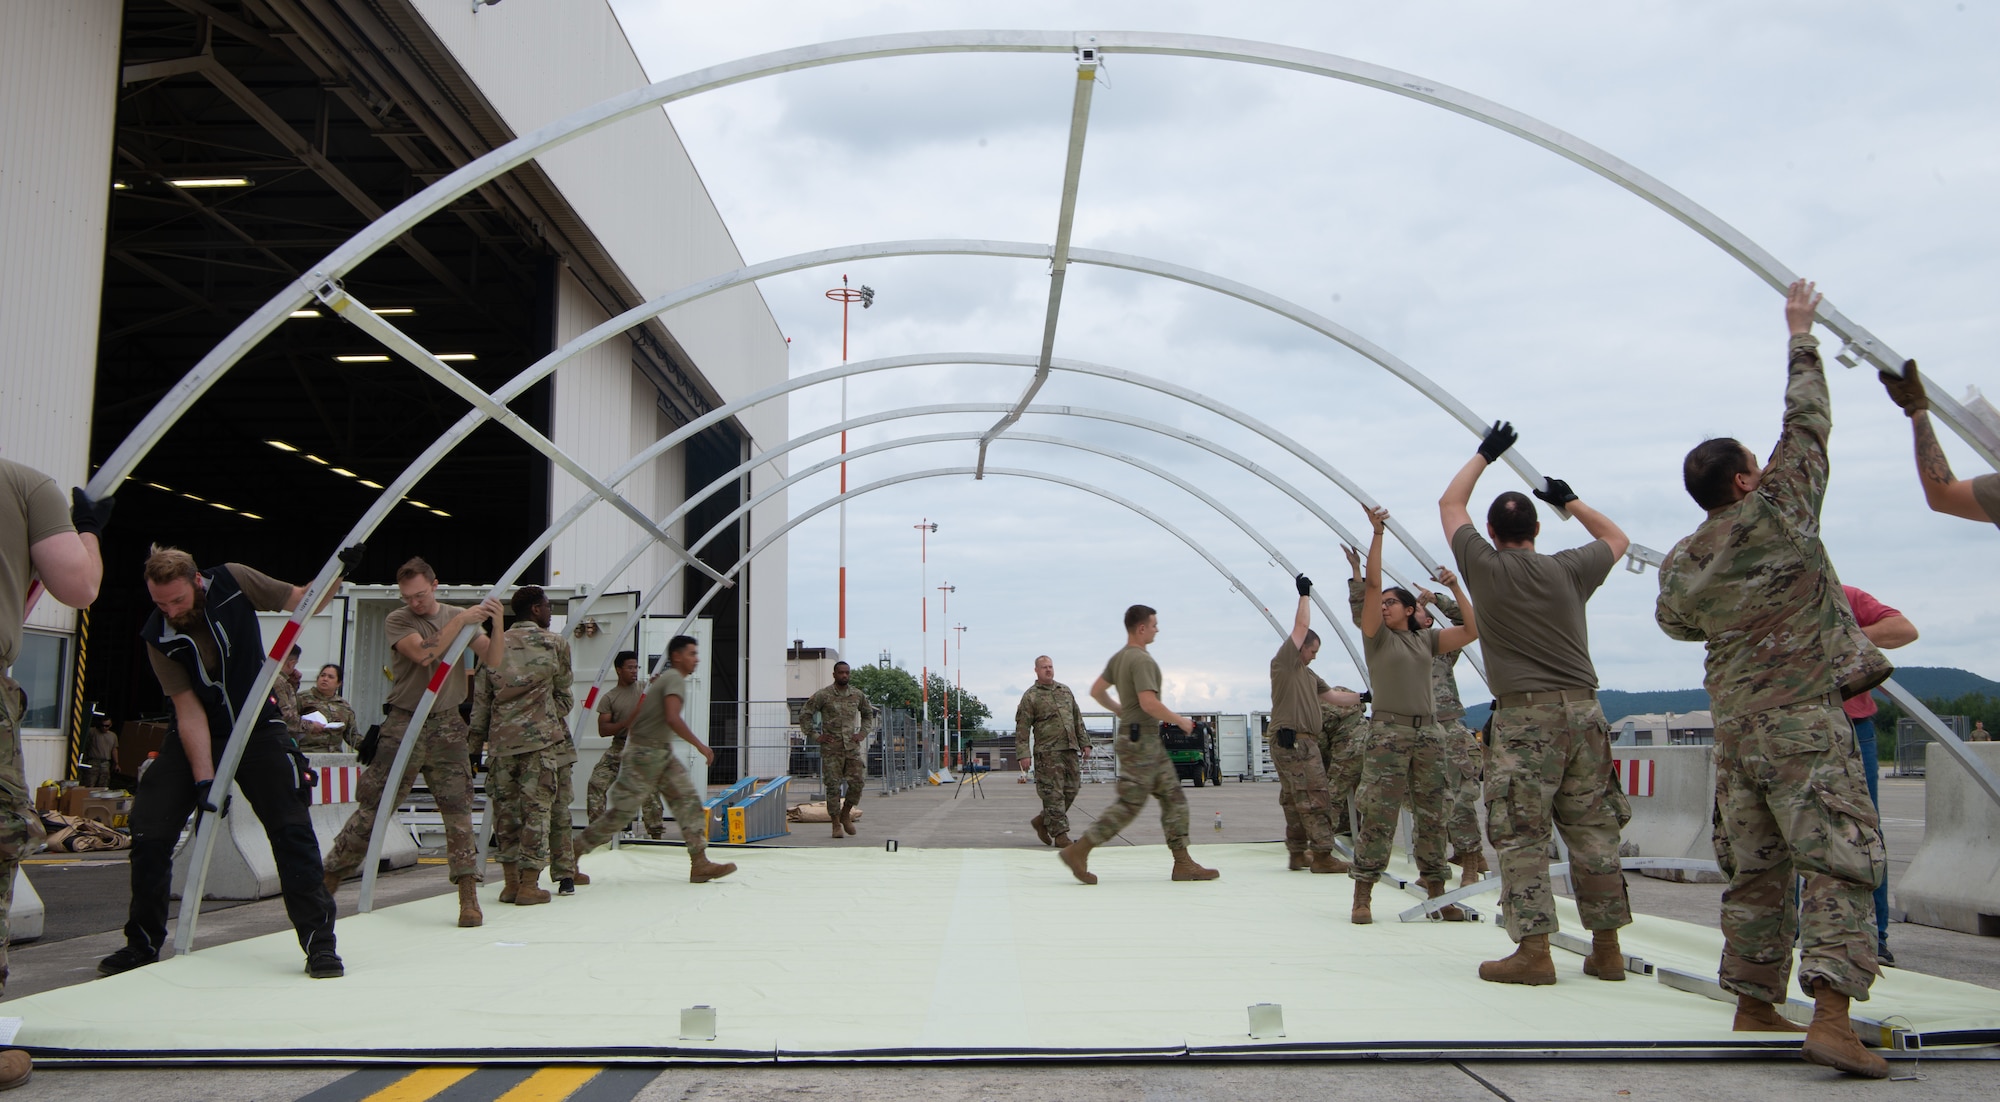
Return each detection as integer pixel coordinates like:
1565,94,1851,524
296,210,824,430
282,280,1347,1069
607,1,2000,718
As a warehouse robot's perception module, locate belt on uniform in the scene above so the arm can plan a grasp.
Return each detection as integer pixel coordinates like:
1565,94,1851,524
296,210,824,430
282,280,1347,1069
1372,710,1433,728
1495,688,1597,710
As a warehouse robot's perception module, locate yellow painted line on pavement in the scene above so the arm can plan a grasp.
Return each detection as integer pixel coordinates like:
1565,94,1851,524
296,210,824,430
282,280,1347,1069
494,1067,601,1101
362,1066,477,1101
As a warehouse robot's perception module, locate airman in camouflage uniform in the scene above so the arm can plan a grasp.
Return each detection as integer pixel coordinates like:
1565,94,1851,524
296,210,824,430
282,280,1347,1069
1272,575,1367,872
1015,656,1091,846
1319,691,1369,839
588,651,664,839
574,634,735,884
801,661,878,838
1656,280,1890,1077
297,664,358,753
469,587,576,905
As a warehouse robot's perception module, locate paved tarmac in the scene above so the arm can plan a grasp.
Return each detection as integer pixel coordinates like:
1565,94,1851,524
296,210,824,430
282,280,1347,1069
7,772,1996,1101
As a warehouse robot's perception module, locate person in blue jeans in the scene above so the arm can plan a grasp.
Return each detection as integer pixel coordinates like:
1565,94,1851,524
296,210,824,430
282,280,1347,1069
1841,585,1919,966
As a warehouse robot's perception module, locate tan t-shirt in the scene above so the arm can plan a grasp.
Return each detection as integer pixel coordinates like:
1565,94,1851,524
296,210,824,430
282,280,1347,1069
1451,524,1614,695
1,459,73,669
146,564,296,695
596,680,642,732
1269,635,1331,736
1101,644,1163,734
1364,624,1441,717
1973,473,2000,533
385,603,472,711
627,666,689,751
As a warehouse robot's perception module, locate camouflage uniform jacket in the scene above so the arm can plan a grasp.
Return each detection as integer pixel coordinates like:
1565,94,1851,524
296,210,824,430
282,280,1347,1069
1015,680,1090,760
1656,334,1892,716
1350,577,1466,722
469,620,574,758
801,683,877,744
1319,687,1368,745
271,674,302,738
296,686,358,738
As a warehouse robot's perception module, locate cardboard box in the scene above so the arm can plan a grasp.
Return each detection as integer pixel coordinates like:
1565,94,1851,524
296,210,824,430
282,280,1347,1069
64,791,132,826
35,784,59,813
118,720,170,778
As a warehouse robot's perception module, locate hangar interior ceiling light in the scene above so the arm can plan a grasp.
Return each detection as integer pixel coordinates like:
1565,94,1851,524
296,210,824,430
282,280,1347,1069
435,353,476,361
328,467,357,478
288,310,321,319
335,354,390,363
358,478,384,489
265,439,298,452
429,509,451,517
167,176,250,188
374,308,415,316
303,455,328,465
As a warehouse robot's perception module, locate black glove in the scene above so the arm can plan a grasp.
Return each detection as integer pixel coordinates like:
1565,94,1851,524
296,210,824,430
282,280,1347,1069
70,487,114,538
1295,573,1312,596
1879,360,1928,416
1533,477,1578,510
192,778,231,821
1357,690,1372,706
336,542,366,574
1477,421,1517,464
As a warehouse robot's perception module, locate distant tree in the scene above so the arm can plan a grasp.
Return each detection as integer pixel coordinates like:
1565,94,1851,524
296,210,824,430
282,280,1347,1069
1871,691,2000,757
849,663,921,712
926,671,992,734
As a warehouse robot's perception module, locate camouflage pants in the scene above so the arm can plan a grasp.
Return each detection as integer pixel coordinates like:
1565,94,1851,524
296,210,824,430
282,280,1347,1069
1487,701,1631,942
0,674,37,995
1032,748,1083,837
1350,717,1451,885
1444,721,1484,861
576,742,708,857
820,737,866,821
326,706,478,882
1272,730,1336,857
587,733,663,838
489,744,574,874
1321,721,1366,839
1712,701,1883,1003
1082,737,1189,848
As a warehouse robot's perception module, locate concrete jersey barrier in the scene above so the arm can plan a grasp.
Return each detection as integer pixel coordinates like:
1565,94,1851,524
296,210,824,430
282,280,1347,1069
1611,746,1722,882
171,751,418,901
1896,742,2000,936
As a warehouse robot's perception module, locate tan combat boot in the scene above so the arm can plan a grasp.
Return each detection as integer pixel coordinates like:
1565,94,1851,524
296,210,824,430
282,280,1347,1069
0,1048,31,1091
513,868,551,906
1170,844,1220,881
1051,832,1073,848
1801,979,1889,1078
829,807,845,839
842,808,857,836
1031,813,1051,846
497,862,520,905
1351,879,1374,925
1478,934,1556,985
456,875,484,927
1310,852,1350,874
1581,929,1627,980
1423,878,1467,921
1060,838,1098,884
1458,850,1487,888
322,869,342,898
1733,994,1807,1033
569,869,590,886
689,852,739,883
1288,851,1311,871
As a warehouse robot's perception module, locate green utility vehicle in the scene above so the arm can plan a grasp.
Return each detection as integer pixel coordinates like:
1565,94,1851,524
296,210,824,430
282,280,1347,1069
1160,718,1221,787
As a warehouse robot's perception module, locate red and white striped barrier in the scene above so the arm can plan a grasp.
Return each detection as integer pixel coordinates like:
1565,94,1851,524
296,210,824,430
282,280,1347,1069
1613,758,1656,797
309,766,362,805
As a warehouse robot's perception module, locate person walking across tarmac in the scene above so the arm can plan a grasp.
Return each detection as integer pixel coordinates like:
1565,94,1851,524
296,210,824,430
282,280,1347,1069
573,634,735,884
1346,545,1484,884
800,661,877,838
1060,604,1219,884
1657,279,1891,1078
1349,508,1478,924
588,651,664,839
2,459,105,1092
470,586,580,906
322,556,501,929
1441,421,1633,986
102,545,346,984
1270,573,1366,873
1015,655,1092,847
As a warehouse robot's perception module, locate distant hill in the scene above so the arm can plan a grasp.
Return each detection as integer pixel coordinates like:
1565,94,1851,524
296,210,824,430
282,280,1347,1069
1457,666,1999,729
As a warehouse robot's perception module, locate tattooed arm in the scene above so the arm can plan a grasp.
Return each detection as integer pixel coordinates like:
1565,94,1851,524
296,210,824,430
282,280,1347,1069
1911,412,1992,521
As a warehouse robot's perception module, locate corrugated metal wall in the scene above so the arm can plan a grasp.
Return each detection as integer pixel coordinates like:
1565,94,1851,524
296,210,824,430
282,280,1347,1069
417,1,788,702
0,1,122,640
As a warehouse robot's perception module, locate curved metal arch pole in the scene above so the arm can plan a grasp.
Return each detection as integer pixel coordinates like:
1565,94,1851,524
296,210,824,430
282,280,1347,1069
94,28,1996,506
563,398,1404,734
669,467,1282,650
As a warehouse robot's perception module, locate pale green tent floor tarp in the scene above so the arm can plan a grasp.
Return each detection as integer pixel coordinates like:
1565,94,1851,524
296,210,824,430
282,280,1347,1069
10,844,1998,1062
